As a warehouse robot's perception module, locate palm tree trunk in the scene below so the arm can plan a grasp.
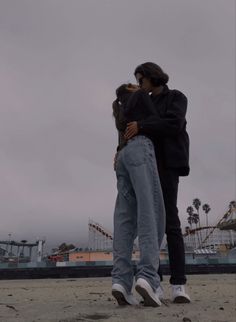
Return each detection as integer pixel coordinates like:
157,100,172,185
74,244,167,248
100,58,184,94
195,224,201,248
197,209,202,244
206,214,209,239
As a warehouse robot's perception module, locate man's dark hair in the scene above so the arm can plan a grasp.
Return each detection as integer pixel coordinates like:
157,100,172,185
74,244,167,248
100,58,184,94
134,62,169,86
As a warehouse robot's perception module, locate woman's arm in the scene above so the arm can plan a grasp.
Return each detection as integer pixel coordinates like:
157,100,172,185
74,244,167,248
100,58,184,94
112,100,127,132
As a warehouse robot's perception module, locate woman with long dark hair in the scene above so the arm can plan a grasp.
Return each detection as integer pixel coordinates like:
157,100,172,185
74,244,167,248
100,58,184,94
111,83,165,307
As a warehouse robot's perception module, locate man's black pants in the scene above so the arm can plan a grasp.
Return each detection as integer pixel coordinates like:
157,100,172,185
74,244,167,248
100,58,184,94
159,168,187,285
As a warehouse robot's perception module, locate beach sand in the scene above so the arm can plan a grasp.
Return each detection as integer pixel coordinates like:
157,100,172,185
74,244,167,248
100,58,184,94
0,274,235,322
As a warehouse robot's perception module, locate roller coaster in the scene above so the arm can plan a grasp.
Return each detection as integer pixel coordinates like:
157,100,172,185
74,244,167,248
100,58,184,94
184,204,236,250
88,219,113,250
89,204,236,251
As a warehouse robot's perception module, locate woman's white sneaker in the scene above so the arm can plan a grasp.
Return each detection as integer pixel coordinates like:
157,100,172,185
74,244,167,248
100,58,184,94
112,283,139,306
171,285,191,303
135,278,162,307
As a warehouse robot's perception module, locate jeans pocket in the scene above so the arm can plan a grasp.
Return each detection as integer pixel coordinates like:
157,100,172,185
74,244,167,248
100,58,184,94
125,144,146,166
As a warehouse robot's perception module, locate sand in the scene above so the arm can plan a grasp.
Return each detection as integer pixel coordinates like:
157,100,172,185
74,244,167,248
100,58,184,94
0,274,235,322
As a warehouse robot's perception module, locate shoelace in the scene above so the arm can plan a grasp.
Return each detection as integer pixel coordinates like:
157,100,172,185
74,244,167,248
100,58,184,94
175,286,182,292
171,285,184,292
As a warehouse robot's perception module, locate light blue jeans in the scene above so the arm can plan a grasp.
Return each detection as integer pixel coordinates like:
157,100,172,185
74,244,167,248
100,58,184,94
112,135,165,293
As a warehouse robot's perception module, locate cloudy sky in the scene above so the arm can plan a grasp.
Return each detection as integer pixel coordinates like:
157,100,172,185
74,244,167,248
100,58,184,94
0,0,235,250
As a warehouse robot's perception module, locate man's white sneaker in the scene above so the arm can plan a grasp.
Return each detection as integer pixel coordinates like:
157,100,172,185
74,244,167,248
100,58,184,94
171,285,191,303
156,285,164,301
135,278,162,307
112,283,139,306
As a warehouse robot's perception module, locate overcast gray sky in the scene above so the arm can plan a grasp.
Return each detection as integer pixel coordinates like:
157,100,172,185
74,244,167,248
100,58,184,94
0,0,235,250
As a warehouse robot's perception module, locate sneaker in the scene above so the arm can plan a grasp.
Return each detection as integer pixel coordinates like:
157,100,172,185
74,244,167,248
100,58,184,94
171,285,191,303
135,278,162,307
112,283,139,306
156,284,164,301
139,284,164,305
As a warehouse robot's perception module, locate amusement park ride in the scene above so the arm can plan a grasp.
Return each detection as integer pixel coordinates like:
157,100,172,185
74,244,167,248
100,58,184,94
88,219,113,250
0,237,45,263
1,204,235,263
183,203,236,251
88,203,236,252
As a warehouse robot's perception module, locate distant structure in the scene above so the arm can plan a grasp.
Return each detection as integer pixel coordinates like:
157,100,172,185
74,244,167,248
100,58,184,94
217,203,236,231
0,237,45,263
37,240,44,262
88,204,236,253
88,219,113,250
184,204,236,251
184,227,236,251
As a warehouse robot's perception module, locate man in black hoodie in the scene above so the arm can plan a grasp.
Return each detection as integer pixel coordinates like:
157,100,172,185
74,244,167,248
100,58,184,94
124,62,190,303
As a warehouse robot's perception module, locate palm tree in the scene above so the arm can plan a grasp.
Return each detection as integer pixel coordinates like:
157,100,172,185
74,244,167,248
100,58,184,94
193,198,202,243
202,203,211,227
193,198,201,227
187,206,194,216
202,203,211,240
192,213,199,227
184,226,191,246
187,216,194,230
192,212,201,247
186,206,194,230
185,226,191,234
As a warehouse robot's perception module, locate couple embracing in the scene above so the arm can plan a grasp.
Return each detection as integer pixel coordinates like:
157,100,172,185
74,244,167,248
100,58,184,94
111,62,190,307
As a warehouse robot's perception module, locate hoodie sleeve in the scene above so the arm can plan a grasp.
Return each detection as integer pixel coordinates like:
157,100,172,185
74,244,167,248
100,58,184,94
138,90,188,137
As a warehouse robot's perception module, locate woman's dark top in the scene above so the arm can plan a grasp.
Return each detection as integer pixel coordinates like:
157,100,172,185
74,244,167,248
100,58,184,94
112,89,157,151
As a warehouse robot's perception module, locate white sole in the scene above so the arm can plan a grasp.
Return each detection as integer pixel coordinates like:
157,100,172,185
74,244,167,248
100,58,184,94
112,289,130,306
135,284,161,307
173,295,191,304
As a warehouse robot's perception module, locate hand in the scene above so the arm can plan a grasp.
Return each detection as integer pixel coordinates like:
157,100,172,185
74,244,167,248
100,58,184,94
124,121,139,140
